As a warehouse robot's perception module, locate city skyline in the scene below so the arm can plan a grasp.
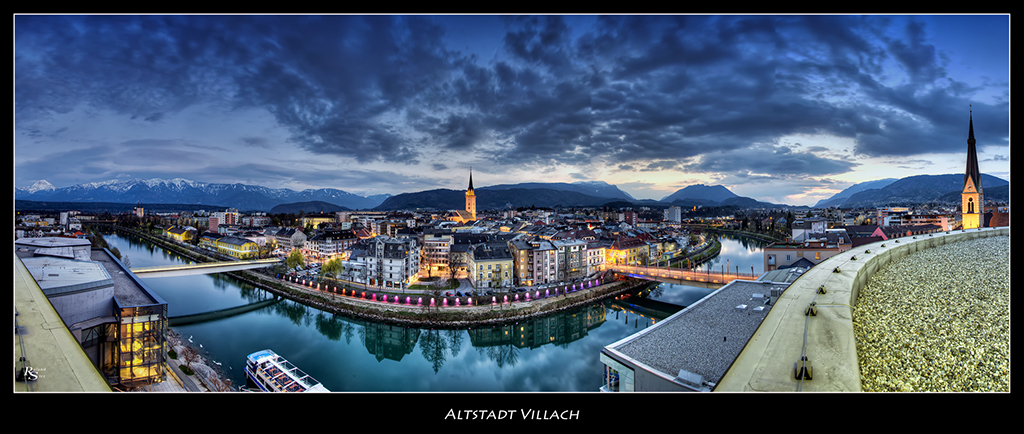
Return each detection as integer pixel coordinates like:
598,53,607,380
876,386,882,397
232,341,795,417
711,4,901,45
14,14,1010,206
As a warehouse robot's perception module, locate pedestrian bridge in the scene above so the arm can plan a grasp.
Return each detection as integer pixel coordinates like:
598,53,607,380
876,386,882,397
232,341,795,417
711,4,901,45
607,264,759,288
131,258,282,278
169,295,283,326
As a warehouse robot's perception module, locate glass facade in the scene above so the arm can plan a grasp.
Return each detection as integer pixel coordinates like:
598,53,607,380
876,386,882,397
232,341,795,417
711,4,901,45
114,303,167,388
599,353,634,392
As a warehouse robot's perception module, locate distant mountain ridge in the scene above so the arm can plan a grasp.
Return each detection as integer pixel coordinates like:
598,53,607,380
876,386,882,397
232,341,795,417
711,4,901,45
269,201,351,214
16,173,1006,215
374,181,792,211
373,187,618,211
836,173,1008,208
14,178,390,212
483,181,637,202
660,184,738,203
813,178,898,208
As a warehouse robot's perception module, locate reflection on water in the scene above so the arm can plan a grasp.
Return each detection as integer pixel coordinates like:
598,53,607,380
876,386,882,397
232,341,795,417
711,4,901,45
697,233,770,276
98,228,762,391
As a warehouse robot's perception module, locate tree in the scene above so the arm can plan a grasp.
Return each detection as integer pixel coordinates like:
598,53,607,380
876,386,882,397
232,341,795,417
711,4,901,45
322,257,344,279
432,278,448,291
447,250,465,281
286,249,306,271
208,374,233,392
180,345,201,375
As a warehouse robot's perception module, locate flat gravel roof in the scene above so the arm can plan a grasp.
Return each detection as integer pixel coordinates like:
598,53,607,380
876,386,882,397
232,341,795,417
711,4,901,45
608,280,789,387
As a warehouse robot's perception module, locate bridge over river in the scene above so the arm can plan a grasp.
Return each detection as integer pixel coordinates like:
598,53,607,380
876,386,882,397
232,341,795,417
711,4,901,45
130,258,284,326
130,258,282,278
607,264,759,288
168,295,283,326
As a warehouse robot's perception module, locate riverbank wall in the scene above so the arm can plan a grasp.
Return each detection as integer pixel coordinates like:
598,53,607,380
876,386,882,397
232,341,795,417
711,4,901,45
94,224,655,328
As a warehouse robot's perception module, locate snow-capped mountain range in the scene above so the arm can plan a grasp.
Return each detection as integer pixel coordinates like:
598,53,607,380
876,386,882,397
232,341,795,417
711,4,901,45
15,178,392,212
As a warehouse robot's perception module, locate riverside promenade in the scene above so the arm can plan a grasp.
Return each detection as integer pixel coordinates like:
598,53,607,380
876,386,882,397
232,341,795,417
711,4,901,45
262,270,652,328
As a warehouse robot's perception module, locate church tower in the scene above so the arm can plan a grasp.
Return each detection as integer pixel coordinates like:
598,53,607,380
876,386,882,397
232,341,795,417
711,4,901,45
961,108,984,229
465,168,477,221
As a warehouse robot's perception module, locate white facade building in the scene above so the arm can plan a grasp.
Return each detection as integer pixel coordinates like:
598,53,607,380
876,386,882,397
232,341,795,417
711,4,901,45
664,206,682,222
350,236,420,291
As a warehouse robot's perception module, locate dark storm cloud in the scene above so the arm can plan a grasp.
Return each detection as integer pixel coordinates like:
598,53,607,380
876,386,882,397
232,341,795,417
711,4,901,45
885,19,946,83
15,15,240,121
202,162,445,192
500,15,577,74
685,144,858,177
16,145,117,182
771,16,1008,158
240,136,273,149
431,114,489,150
230,15,456,164
452,15,787,169
641,161,680,172
15,14,1007,185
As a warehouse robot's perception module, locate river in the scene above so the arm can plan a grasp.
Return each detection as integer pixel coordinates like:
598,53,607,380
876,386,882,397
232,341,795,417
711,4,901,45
99,229,765,392
695,232,771,277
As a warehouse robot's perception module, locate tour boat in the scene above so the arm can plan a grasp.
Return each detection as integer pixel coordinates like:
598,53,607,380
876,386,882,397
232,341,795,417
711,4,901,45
244,349,329,392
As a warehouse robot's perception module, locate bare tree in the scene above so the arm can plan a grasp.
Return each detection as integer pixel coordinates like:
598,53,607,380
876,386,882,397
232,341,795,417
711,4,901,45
208,373,234,392
180,345,201,374
166,329,182,349
447,250,465,283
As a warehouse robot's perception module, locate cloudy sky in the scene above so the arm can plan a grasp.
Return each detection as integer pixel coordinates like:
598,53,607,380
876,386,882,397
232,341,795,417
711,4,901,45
14,14,1009,206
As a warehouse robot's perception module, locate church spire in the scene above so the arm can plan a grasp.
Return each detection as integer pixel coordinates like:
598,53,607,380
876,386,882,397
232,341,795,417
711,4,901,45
961,106,984,229
964,106,982,192
464,167,477,222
